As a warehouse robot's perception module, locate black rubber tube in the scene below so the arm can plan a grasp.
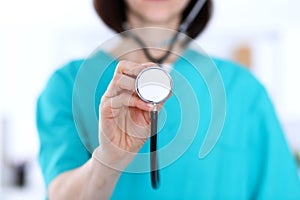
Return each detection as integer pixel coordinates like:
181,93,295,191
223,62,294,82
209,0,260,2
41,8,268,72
150,110,159,189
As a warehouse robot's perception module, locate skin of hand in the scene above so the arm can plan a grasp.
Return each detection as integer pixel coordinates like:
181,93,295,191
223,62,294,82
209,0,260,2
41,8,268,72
94,60,166,170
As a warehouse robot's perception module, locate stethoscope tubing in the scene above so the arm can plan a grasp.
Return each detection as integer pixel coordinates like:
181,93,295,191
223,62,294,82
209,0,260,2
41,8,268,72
132,0,207,188
150,108,159,188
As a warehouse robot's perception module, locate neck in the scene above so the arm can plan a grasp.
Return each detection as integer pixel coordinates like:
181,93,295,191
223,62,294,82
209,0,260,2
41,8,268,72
127,15,179,30
127,13,181,30
125,11,181,44
112,11,184,63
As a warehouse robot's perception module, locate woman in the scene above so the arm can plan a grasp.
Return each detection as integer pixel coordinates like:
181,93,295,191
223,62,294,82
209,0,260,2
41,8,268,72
37,0,300,199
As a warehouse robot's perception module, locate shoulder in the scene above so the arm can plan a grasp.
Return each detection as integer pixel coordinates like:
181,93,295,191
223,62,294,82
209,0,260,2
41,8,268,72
49,51,117,87
213,57,263,88
50,59,84,84
38,59,85,109
212,57,267,99
184,49,264,93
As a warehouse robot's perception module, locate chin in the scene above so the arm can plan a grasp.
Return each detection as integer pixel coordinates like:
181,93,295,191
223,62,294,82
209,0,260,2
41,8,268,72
143,12,177,24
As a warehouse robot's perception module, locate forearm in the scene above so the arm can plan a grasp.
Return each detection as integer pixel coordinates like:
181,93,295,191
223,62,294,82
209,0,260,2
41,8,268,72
48,150,121,200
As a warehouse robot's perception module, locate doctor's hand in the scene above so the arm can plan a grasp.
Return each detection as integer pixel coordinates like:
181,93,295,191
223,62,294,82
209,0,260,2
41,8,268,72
93,61,158,170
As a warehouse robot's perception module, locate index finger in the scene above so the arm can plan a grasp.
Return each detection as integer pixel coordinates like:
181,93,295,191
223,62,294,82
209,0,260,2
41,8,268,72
116,61,157,78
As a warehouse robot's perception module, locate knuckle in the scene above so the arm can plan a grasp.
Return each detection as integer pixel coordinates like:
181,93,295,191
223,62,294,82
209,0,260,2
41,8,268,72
117,60,131,70
99,100,109,113
114,73,122,83
118,60,129,65
110,76,122,88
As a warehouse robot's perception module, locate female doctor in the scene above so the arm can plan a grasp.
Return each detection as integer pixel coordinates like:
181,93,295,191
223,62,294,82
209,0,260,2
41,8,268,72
36,0,300,199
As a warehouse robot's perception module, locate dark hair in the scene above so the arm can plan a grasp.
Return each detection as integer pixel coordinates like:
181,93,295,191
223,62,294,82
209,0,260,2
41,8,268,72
94,0,213,39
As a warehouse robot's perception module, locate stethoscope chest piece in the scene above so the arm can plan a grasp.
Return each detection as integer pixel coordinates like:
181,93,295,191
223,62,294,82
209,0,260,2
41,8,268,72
136,66,172,104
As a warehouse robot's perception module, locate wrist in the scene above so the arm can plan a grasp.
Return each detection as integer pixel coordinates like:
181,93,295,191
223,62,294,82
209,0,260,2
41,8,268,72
92,146,135,172
82,149,122,199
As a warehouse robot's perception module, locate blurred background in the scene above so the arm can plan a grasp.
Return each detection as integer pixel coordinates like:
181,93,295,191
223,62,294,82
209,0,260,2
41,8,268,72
0,0,299,199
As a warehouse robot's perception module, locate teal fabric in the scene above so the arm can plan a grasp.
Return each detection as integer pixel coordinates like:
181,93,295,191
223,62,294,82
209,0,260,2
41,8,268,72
36,50,300,199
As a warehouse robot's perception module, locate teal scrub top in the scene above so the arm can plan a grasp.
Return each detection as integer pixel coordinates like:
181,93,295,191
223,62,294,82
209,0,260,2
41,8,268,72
36,50,300,199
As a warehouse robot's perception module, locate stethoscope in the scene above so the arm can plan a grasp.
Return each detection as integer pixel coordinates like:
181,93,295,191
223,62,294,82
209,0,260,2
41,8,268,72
131,0,207,189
